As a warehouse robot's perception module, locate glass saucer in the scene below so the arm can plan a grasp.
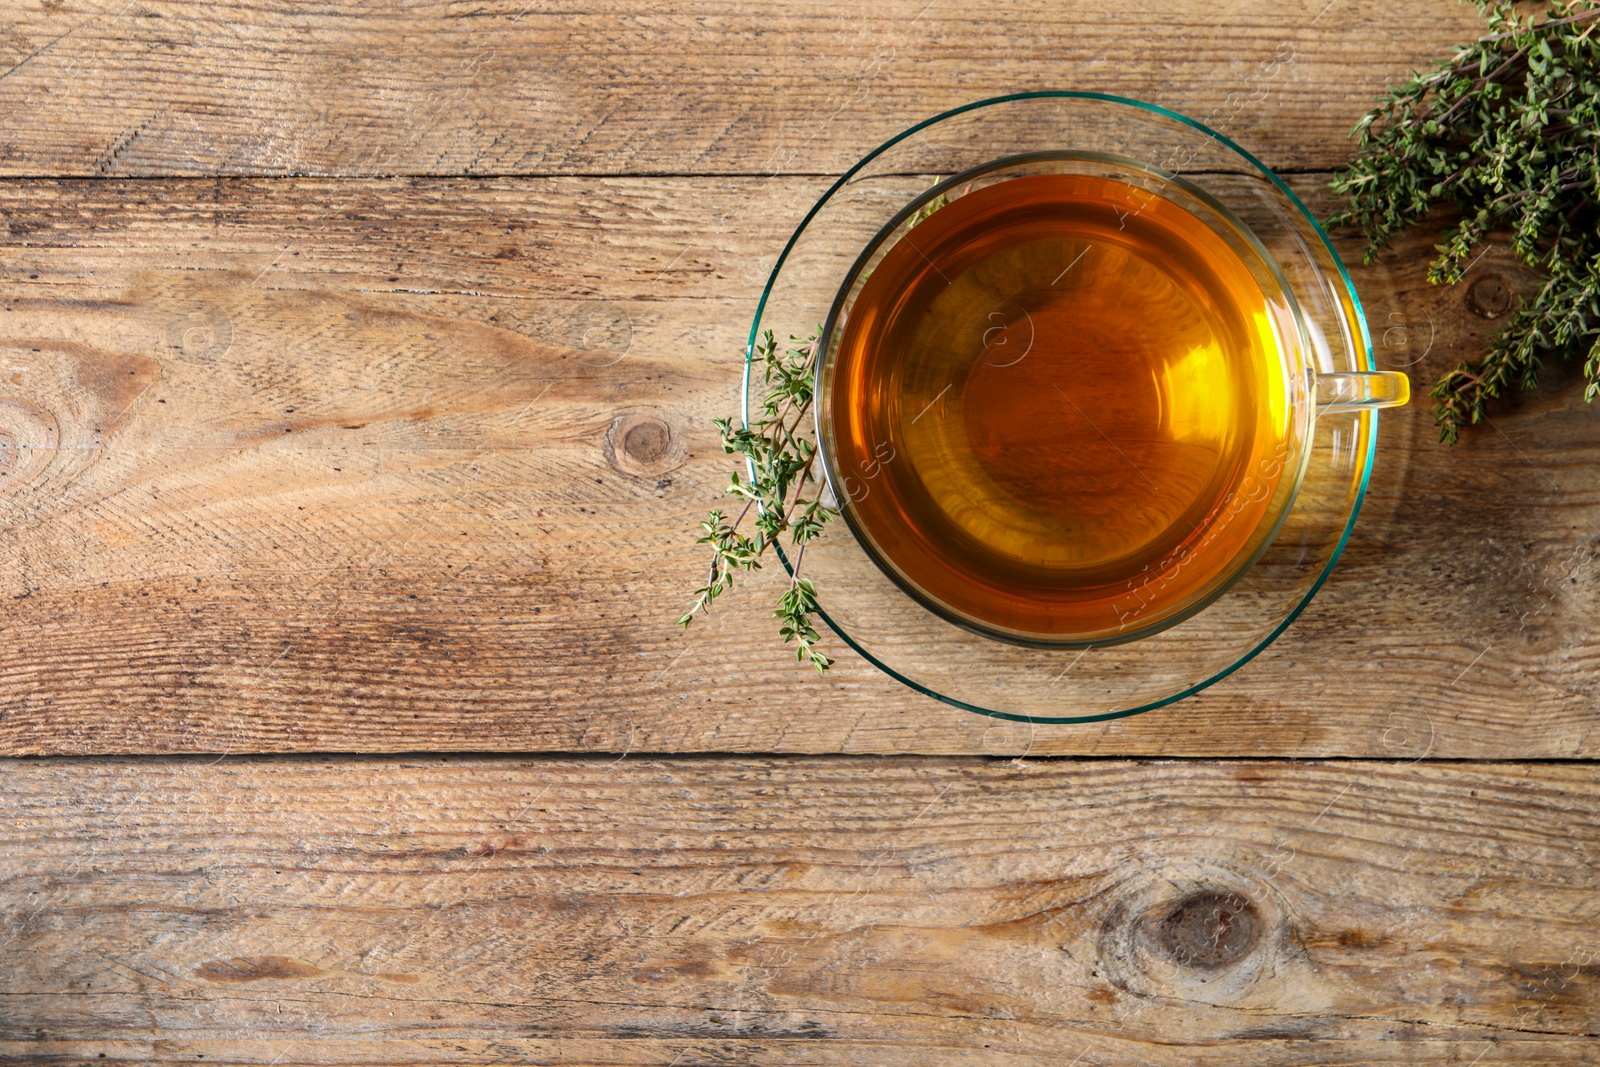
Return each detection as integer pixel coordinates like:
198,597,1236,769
745,92,1383,723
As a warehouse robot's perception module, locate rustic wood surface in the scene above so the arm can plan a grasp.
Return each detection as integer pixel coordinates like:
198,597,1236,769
1,1,1597,1061
0,0,1586,756
4,756,1600,1065
0,0,1484,179
0,172,1592,756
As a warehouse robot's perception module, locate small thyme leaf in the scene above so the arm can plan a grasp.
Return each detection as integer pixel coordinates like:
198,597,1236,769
905,191,949,229
1327,0,1600,443
680,328,836,671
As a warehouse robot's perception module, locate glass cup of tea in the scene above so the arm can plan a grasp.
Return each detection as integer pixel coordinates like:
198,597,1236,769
815,151,1410,647
747,93,1410,721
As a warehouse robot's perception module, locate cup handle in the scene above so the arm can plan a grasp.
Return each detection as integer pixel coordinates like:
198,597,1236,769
1315,370,1410,413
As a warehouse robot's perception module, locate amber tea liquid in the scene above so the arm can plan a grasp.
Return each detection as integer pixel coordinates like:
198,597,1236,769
824,171,1293,641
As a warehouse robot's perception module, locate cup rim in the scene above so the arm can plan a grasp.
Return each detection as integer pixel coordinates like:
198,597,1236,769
811,149,1319,648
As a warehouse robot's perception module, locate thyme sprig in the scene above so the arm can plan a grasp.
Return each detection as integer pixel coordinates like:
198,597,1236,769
1327,0,1600,442
678,328,835,672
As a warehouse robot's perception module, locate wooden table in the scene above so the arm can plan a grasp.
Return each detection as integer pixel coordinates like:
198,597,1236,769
2,1,1597,1062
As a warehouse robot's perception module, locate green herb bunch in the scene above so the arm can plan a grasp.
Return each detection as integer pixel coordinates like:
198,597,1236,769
678,329,835,672
1328,0,1600,442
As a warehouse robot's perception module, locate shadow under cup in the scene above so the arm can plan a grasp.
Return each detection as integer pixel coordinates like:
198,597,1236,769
816,153,1409,647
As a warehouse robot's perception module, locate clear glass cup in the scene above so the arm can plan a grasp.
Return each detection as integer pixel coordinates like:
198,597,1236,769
746,92,1409,722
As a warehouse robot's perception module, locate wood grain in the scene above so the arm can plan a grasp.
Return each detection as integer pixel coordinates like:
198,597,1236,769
2,755,1597,1064
0,0,1486,178
0,173,1593,756
5,3,1592,1063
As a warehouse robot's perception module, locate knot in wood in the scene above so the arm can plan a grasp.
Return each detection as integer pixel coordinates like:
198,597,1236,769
1466,273,1514,319
1096,864,1287,1004
623,419,669,465
0,397,60,494
606,412,679,479
1150,888,1261,971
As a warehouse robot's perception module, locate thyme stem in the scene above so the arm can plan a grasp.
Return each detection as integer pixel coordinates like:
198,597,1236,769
679,328,835,671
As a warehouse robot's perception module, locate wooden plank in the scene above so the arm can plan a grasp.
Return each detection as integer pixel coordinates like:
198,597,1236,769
1,755,1597,1064
0,173,1593,757
0,0,1486,178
